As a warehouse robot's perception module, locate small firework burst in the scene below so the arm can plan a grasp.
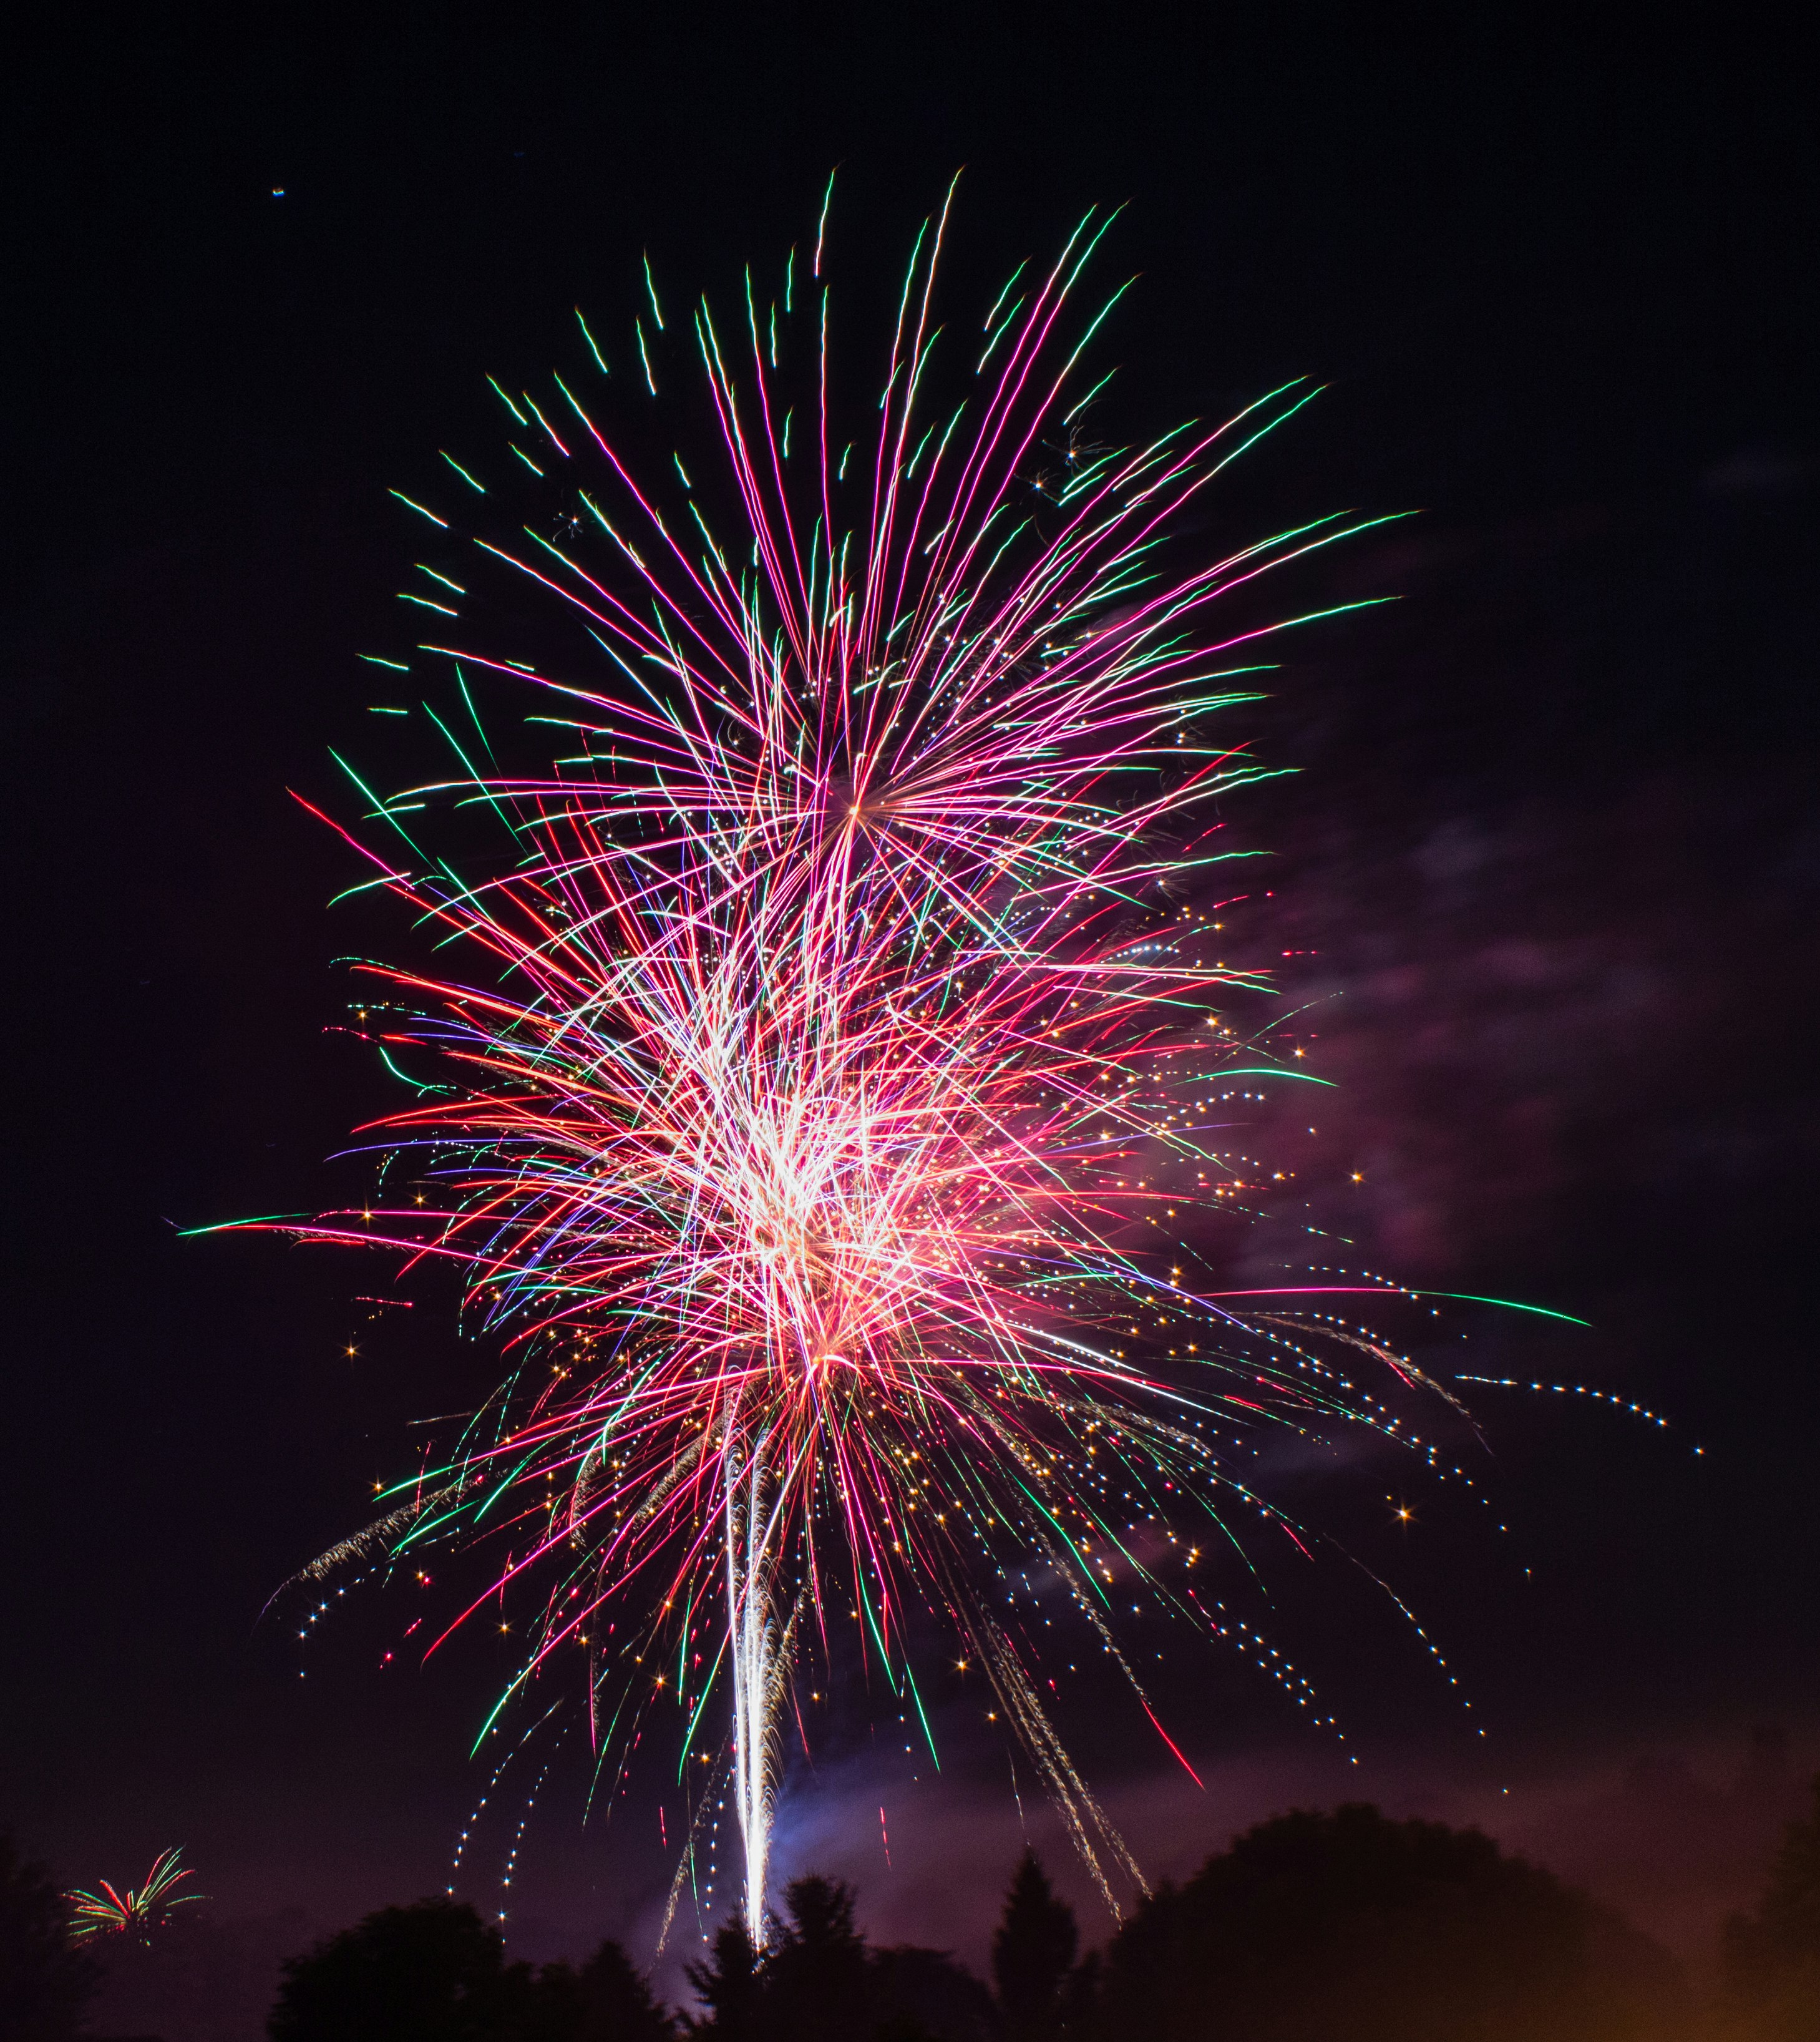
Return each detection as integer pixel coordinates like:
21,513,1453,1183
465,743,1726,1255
66,1847,200,1941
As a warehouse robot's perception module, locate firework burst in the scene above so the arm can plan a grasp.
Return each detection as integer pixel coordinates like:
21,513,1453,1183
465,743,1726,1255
66,1848,200,1942
241,185,1467,1940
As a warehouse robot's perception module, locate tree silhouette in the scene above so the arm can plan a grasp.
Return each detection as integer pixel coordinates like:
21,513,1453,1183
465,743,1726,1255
1092,1802,1688,2042
991,1852,1078,2042
681,1884,988,2041
1055,1950,1099,2039
1726,1772,1820,2038
270,1900,676,2042
258,1816,1690,2042
268,1899,524,2042
760,1878,870,2042
525,1937,677,2042
684,1922,761,2039
869,1943,994,2041
0,1830,96,2042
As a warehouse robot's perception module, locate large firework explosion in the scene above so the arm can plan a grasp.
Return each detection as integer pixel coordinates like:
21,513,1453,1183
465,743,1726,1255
238,185,1501,1942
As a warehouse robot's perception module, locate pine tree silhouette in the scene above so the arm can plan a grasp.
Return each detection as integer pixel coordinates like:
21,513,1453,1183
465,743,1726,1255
991,1852,1078,2042
684,1920,762,2038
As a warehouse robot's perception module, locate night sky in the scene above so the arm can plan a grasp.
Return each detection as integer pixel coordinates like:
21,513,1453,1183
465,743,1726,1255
4,6,1815,2004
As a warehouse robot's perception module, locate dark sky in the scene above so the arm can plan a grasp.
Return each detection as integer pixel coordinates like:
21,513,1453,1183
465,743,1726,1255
3,3,1815,2005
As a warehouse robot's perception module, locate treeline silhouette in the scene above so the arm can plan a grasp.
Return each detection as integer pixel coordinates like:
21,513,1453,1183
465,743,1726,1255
11,1790,1820,2040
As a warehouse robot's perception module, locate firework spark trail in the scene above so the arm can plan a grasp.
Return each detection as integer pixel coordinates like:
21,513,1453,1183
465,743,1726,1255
241,193,1482,1939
